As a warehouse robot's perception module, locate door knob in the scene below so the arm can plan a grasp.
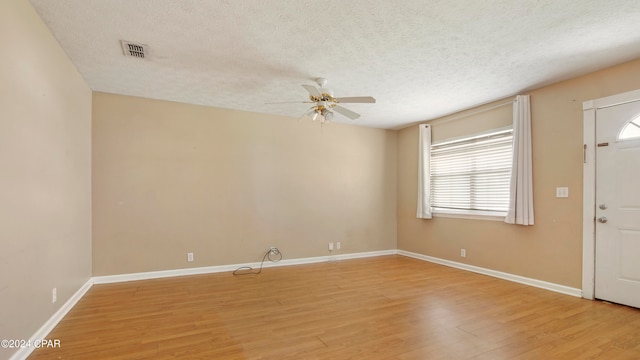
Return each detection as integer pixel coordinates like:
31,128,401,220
598,217,608,223
599,203,608,210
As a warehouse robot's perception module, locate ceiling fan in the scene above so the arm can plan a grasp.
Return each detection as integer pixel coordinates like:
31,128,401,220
272,78,376,122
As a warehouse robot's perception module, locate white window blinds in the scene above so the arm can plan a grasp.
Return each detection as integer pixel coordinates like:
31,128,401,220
430,129,513,213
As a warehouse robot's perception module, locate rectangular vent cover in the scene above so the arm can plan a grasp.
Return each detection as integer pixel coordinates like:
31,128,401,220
121,40,147,58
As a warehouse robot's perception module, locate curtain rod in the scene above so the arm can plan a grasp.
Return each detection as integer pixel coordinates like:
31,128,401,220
428,98,516,126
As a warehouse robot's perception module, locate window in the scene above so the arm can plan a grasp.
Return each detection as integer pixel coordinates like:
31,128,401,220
619,115,640,140
430,128,513,216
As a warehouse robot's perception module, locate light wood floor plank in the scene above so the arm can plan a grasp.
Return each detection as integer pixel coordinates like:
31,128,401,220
28,255,640,359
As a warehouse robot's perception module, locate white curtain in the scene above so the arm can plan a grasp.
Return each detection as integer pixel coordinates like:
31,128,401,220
417,124,432,219
505,95,534,225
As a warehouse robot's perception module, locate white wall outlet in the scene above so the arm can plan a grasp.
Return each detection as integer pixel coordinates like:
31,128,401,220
328,242,334,251
336,242,341,250
187,252,194,262
556,187,569,198
460,249,466,258
52,288,57,303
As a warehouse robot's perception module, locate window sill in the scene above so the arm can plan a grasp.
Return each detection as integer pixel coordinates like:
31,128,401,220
432,209,506,222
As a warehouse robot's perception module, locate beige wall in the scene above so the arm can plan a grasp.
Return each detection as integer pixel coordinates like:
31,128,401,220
398,58,640,288
0,0,92,357
92,93,397,275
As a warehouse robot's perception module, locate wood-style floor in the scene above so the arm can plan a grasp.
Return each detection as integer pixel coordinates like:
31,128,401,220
28,255,640,359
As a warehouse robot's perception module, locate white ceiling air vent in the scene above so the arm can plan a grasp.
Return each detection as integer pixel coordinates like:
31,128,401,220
120,40,147,58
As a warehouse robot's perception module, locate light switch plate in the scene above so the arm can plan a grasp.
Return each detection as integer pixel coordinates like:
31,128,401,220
556,187,569,198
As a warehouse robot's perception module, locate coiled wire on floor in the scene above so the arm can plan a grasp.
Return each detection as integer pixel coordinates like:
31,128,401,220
233,248,283,276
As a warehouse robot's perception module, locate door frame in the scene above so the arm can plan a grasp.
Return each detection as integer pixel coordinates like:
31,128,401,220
582,88,640,300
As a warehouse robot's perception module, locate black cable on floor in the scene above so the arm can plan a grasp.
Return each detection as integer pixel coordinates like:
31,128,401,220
233,248,283,276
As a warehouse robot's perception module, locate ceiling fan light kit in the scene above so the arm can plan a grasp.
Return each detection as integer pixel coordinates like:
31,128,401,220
321,109,334,121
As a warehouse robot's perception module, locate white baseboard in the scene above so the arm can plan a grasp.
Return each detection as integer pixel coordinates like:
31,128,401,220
397,250,582,298
93,249,581,298
92,249,398,284
9,279,94,360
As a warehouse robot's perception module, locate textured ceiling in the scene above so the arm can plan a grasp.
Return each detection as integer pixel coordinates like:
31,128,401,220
28,0,640,129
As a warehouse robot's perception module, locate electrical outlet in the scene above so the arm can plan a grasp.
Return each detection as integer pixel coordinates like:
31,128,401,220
336,242,341,250
187,252,194,262
460,249,466,258
328,242,334,251
52,288,57,303
269,247,279,255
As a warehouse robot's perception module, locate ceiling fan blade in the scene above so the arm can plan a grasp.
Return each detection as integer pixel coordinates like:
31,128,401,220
302,84,321,97
265,101,314,104
335,96,376,103
333,105,361,120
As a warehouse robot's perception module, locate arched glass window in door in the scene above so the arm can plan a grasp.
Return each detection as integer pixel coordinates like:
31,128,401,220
619,115,640,140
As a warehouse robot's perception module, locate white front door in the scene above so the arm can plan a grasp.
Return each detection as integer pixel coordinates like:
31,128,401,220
595,99,640,308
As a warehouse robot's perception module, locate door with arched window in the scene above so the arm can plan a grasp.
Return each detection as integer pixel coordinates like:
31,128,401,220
595,101,640,308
